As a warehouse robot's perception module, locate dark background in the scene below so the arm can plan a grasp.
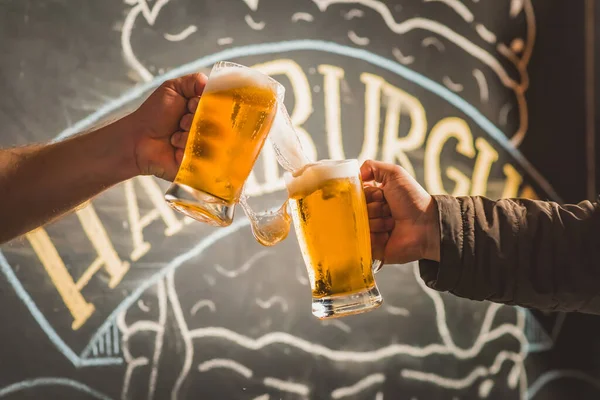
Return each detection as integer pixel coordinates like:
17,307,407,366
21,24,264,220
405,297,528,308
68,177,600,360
0,1,598,399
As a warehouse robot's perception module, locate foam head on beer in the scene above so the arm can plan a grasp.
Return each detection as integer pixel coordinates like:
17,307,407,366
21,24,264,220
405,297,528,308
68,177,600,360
284,159,357,197
204,67,281,97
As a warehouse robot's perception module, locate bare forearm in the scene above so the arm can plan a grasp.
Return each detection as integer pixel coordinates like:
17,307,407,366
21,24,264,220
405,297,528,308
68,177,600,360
0,116,138,243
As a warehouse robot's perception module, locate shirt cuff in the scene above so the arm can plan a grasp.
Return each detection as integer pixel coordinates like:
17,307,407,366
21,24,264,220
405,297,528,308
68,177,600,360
418,195,464,292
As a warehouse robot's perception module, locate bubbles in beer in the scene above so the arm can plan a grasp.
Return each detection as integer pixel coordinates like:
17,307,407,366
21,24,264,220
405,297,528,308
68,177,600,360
239,192,291,246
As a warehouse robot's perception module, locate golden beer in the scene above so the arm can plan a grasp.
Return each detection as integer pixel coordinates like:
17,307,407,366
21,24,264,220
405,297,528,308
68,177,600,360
166,62,283,226
286,159,383,318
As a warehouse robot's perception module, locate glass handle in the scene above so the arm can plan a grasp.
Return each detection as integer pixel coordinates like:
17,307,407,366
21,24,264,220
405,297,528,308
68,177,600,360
372,259,383,274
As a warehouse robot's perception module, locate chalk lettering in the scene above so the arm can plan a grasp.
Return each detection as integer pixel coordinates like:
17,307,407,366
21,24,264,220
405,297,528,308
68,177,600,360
501,164,523,199
26,228,95,330
125,176,184,261
471,138,499,196
359,73,385,162
425,117,476,196
319,64,346,160
381,82,427,178
27,202,130,329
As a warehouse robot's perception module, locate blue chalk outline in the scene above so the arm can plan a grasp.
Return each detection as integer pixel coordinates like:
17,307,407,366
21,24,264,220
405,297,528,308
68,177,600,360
0,40,561,367
527,370,600,399
0,377,114,399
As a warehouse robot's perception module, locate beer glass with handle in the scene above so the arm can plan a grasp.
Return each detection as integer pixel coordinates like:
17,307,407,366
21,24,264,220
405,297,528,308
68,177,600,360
285,159,383,319
165,61,284,227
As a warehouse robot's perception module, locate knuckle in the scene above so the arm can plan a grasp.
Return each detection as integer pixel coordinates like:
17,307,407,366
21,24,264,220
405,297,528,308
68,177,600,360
160,79,174,89
391,165,403,175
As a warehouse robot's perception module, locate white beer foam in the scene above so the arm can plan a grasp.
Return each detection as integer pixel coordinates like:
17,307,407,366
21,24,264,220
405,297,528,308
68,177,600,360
285,159,358,197
205,66,278,94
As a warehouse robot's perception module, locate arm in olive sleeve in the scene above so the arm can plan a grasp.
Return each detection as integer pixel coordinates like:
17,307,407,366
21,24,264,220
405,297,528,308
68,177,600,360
418,194,600,314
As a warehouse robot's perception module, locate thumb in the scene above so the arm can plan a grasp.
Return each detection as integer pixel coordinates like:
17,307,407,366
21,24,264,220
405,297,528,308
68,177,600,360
360,160,401,184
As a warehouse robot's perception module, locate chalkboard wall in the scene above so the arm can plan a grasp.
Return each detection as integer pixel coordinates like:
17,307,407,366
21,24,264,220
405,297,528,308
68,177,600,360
0,1,599,399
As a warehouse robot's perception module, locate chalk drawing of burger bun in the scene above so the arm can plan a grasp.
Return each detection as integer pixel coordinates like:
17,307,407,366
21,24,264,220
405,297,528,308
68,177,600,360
123,0,535,148
246,0,535,147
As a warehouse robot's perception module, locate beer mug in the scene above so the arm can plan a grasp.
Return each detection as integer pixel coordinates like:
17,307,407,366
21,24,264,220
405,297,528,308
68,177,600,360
165,61,285,227
285,159,383,319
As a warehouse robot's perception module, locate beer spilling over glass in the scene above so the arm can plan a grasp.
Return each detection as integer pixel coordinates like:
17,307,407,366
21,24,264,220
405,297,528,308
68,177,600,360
165,61,285,227
285,159,383,319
